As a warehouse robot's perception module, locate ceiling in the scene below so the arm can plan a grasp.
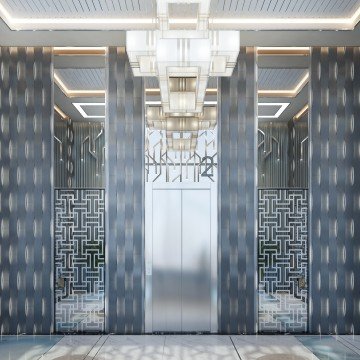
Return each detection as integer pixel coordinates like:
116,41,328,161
56,68,105,90
0,0,360,41
2,0,358,19
54,50,309,123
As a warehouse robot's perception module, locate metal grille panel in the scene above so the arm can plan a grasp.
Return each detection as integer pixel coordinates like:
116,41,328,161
54,189,105,333
258,189,308,333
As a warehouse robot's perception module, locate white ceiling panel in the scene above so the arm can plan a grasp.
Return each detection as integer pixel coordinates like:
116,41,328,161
56,68,105,90
2,0,156,18
209,0,360,18
258,68,307,90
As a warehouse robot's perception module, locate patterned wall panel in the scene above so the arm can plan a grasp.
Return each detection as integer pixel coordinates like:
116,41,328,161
258,189,308,333
54,189,105,333
310,47,360,334
54,120,105,188
289,119,308,188
258,121,308,188
0,47,53,334
106,47,144,333
258,122,289,188
218,47,257,334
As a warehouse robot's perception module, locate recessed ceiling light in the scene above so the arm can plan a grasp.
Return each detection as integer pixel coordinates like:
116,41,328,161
73,102,105,119
258,102,290,119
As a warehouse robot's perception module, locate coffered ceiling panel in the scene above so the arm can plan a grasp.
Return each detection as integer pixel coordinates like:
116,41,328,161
1,0,156,18
210,0,360,18
56,68,105,90
258,68,308,90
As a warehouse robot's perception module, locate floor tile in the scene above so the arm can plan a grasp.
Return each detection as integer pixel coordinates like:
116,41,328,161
232,335,318,360
163,335,239,360
337,336,360,355
296,335,360,360
0,335,63,360
41,335,101,360
85,335,109,359
93,335,165,360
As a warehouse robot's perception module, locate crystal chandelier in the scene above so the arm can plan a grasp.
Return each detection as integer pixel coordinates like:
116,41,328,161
127,0,240,150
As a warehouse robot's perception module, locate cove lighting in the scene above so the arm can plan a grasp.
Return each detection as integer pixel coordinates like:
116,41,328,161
258,73,309,98
54,104,69,120
53,47,106,56
54,72,105,98
294,104,309,121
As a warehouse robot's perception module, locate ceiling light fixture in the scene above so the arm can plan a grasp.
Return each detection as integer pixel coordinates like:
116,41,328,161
258,102,290,119
54,72,105,98
73,102,105,119
127,0,240,116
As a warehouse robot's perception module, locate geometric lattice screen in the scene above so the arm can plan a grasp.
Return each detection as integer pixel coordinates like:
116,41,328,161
55,189,105,333
258,189,308,333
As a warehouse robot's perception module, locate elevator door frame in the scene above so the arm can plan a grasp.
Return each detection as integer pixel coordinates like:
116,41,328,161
145,182,218,333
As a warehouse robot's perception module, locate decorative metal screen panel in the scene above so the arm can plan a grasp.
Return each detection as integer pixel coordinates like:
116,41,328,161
258,189,308,333
55,189,105,333
146,128,217,182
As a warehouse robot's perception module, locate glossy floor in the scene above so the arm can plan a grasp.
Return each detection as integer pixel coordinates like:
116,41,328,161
0,335,359,360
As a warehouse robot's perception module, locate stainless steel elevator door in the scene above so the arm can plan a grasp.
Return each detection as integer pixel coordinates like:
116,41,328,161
152,188,211,332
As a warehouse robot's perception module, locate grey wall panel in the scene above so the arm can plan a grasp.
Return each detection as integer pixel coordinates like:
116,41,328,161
0,47,53,334
309,47,360,334
105,47,144,334
218,47,257,334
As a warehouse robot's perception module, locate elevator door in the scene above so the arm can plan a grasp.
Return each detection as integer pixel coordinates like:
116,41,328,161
147,185,215,333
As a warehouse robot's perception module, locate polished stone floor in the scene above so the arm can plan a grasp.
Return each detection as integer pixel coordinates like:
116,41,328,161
0,335,359,360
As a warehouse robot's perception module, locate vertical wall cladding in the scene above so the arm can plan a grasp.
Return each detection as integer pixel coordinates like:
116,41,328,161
0,47,53,334
106,47,144,334
54,120,105,188
310,47,360,334
218,47,257,334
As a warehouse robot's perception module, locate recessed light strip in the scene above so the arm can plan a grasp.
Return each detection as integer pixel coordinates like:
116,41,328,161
257,47,310,56
258,102,290,119
294,104,309,120
54,72,105,98
53,47,106,56
258,72,309,98
54,104,69,120
73,102,105,119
